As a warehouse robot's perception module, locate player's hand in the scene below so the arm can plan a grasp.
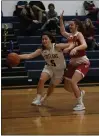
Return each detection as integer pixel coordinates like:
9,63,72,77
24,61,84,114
63,48,70,53
60,10,64,20
70,48,77,56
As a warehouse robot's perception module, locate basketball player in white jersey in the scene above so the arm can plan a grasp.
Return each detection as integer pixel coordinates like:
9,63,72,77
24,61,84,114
19,31,74,105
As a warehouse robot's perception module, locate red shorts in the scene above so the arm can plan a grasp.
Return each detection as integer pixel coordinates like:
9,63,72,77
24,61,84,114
64,63,90,78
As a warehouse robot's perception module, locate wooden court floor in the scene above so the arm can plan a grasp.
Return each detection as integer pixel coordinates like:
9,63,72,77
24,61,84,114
1,86,99,135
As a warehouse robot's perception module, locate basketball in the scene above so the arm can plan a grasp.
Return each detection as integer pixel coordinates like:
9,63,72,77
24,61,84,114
6,53,20,67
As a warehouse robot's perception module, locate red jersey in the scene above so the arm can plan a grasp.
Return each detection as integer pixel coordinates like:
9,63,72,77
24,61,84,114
67,32,89,65
64,32,90,78
67,32,86,58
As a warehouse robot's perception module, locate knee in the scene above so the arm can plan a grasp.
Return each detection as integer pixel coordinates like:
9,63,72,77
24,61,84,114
64,78,69,89
38,78,45,85
70,79,77,85
64,77,73,84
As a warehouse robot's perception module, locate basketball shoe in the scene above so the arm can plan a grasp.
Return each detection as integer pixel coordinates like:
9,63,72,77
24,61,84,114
31,95,42,106
73,90,85,111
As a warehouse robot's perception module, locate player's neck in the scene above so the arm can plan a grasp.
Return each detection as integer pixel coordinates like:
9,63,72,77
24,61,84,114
46,43,52,50
72,30,78,35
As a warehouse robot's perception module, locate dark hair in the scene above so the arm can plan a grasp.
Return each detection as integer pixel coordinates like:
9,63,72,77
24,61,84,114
41,31,56,43
72,18,85,36
48,3,55,9
25,2,28,6
25,2,29,8
84,18,94,28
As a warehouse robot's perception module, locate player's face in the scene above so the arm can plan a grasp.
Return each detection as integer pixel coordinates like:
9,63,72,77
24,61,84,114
69,21,77,33
42,35,51,47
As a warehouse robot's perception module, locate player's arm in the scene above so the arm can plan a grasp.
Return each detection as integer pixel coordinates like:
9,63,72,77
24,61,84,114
55,43,69,50
19,49,42,60
55,42,75,51
63,42,75,53
75,32,87,51
60,11,70,38
32,5,45,12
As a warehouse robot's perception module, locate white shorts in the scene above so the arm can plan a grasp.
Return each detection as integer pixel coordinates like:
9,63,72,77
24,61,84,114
42,65,65,84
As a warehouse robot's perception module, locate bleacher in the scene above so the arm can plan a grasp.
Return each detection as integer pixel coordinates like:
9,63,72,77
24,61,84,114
1,16,99,87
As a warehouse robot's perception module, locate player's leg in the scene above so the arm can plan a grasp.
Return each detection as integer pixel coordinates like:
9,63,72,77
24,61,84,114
40,69,64,103
64,77,73,93
70,70,85,111
41,78,62,103
37,72,50,95
64,64,75,93
32,65,53,105
70,63,90,110
31,72,50,105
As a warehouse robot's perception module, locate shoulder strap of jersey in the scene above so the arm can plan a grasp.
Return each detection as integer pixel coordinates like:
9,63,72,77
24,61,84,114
52,43,56,50
74,31,79,36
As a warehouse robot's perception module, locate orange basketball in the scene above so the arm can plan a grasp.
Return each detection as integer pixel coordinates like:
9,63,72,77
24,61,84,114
6,53,20,67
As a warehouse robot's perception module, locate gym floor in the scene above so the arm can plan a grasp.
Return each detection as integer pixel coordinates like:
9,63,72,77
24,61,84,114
1,86,99,135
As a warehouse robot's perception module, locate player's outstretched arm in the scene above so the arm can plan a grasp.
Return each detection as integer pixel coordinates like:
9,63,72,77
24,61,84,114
60,11,70,38
19,49,42,60
56,42,75,51
63,42,75,53
56,43,70,50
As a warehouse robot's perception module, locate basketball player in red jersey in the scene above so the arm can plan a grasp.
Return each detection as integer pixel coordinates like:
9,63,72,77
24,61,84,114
59,11,90,111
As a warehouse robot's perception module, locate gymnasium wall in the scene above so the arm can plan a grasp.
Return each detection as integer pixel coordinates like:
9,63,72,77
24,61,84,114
2,0,99,16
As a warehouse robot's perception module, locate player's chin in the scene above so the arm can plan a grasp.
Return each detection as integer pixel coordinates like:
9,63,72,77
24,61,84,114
43,44,48,48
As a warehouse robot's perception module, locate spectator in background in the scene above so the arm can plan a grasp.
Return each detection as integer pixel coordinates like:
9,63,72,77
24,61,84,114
20,3,41,35
29,1,46,23
83,1,99,20
84,18,96,50
41,3,59,34
64,21,70,33
13,1,27,17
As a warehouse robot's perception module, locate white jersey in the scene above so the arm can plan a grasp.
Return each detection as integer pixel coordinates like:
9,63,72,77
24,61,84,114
41,43,66,69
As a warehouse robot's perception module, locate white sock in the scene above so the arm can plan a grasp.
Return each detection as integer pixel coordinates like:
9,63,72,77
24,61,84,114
77,93,83,105
41,94,47,102
77,97,82,104
36,94,42,100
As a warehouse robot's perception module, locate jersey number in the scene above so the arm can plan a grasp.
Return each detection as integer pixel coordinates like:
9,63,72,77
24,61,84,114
50,60,56,66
